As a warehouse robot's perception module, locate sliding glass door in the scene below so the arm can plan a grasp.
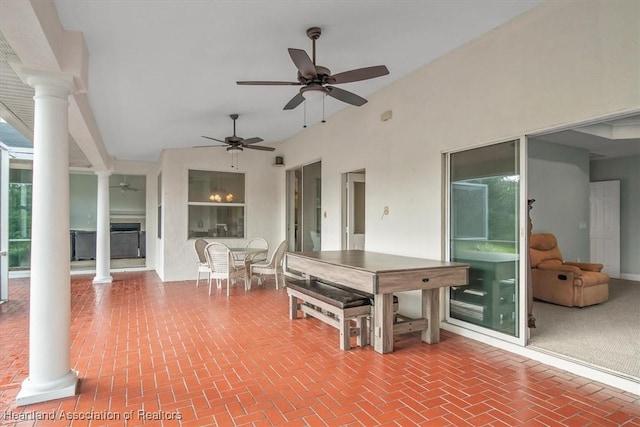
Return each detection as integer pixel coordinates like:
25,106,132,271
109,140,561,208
447,140,523,338
0,146,8,301
286,161,321,253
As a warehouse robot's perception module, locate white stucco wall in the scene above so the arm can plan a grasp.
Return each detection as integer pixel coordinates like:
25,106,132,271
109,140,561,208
274,1,640,316
157,147,284,282
279,0,639,257
155,1,639,289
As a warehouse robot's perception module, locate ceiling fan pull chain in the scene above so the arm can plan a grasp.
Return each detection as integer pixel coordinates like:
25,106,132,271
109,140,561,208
303,101,307,128
321,94,326,123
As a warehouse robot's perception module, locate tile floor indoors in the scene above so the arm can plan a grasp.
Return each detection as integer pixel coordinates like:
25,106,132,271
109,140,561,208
1,271,639,426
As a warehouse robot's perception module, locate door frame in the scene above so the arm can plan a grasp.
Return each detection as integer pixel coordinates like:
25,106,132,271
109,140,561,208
1,143,9,301
342,170,365,250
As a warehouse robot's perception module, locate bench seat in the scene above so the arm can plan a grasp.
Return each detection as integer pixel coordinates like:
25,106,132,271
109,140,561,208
287,279,372,350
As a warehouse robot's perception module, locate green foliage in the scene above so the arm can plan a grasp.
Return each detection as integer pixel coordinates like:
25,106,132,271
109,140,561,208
8,182,32,268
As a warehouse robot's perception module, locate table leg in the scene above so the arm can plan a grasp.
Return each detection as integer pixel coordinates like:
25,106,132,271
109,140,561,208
289,294,299,319
422,288,440,344
374,293,394,354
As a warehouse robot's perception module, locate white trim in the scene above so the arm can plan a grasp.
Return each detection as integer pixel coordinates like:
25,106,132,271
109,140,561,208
621,273,640,281
16,370,78,407
442,322,640,396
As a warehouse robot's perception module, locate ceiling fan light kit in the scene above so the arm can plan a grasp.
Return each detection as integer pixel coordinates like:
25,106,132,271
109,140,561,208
301,85,325,100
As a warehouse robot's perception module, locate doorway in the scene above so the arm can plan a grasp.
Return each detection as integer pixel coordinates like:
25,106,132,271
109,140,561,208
286,161,322,253
527,113,639,378
342,171,365,250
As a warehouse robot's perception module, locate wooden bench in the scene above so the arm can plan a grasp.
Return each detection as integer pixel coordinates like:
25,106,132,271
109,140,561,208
287,279,372,350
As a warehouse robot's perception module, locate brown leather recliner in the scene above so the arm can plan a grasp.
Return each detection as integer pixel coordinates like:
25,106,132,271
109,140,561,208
529,233,609,307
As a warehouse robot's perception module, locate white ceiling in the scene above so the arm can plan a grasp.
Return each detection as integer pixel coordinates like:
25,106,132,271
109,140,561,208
48,0,544,162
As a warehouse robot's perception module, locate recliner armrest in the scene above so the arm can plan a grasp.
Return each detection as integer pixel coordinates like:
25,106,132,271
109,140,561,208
564,261,603,272
536,261,582,276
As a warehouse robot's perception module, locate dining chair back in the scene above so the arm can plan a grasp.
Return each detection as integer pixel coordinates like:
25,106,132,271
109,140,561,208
193,238,211,287
204,242,246,297
233,237,269,269
249,240,288,290
245,238,269,263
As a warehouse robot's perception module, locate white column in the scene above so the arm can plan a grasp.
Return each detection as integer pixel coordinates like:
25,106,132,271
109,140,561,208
94,171,112,283
16,74,78,406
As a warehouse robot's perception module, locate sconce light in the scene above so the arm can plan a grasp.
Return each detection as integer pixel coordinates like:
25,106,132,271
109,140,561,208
273,156,285,167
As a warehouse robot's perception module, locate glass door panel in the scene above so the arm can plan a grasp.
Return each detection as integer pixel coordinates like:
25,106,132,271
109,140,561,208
448,140,521,337
1,146,8,301
286,161,321,253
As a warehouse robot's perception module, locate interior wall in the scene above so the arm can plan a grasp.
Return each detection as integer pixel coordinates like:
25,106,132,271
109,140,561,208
69,173,97,230
590,155,640,278
527,140,591,262
158,147,284,282
108,174,146,218
276,1,639,314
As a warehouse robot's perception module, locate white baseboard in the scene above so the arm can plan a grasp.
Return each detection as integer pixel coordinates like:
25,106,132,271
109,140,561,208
620,273,640,281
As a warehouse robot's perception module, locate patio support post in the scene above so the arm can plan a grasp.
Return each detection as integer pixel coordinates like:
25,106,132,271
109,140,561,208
16,72,78,406
94,171,112,283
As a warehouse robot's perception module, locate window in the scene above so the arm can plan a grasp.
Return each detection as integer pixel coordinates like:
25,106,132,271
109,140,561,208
188,170,245,239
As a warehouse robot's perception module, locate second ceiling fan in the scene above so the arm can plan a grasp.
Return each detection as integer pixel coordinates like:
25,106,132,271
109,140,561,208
237,26,389,110
200,114,274,152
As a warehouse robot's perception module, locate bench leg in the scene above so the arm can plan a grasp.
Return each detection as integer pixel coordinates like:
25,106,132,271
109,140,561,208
339,317,351,350
356,316,369,347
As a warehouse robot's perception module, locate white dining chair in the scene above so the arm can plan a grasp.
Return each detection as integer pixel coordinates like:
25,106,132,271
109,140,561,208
193,238,211,287
249,240,288,290
204,242,246,297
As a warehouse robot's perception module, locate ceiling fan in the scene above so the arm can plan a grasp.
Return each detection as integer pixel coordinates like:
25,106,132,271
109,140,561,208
200,114,274,152
237,26,389,110
110,176,138,194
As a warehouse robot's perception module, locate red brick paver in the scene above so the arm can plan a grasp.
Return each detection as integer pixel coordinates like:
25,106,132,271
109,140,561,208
1,272,639,426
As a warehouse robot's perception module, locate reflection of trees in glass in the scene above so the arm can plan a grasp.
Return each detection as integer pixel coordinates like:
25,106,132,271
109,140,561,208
465,175,518,242
9,183,32,238
8,168,33,269
454,175,519,254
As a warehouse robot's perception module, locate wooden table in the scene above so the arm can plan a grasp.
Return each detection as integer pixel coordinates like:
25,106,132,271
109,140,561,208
286,250,469,354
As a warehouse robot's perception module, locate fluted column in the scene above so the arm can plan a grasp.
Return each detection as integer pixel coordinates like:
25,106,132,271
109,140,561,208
94,171,112,284
16,73,78,406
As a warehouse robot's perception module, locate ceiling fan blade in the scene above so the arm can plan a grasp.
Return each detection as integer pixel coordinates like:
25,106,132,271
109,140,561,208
326,86,367,106
201,136,226,143
244,145,275,152
237,80,300,86
288,48,317,79
331,65,389,84
283,92,305,110
242,137,264,145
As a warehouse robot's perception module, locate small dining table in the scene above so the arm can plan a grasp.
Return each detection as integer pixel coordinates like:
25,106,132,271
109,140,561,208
228,247,269,289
